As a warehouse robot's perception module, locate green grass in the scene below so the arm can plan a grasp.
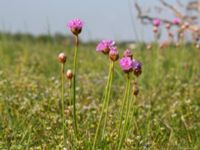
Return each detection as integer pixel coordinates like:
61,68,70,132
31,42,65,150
0,37,200,149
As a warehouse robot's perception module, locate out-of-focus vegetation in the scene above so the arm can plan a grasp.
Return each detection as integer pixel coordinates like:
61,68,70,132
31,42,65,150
0,33,200,149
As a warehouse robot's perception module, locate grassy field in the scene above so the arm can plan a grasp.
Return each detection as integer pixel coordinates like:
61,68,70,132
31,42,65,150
0,36,200,149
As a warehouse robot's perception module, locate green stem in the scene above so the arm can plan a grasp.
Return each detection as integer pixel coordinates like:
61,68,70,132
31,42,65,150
92,62,113,150
101,61,114,139
116,75,130,148
61,63,65,146
72,35,78,136
117,77,131,150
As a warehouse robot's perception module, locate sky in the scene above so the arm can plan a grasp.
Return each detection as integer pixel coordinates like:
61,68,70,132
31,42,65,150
0,0,182,42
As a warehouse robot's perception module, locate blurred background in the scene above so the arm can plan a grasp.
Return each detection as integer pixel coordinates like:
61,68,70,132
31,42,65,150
1,0,197,42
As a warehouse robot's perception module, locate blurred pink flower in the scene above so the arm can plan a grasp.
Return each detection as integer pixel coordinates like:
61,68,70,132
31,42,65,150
173,18,181,25
96,40,115,54
153,19,161,27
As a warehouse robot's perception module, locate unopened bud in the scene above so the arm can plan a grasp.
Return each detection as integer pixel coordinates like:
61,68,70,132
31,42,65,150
58,52,67,64
109,48,119,61
165,23,171,30
153,26,158,33
123,49,133,59
66,69,73,80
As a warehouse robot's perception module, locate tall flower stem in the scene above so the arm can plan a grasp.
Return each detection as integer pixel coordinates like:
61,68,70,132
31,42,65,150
118,89,134,150
116,75,131,148
72,35,79,136
61,63,65,146
101,61,114,139
92,62,113,150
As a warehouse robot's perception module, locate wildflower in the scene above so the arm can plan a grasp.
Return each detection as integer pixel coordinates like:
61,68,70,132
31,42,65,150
132,59,142,77
58,52,67,64
66,69,73,80
119,57,133,73
67,18,83,35
123,49,133,59
153,18,161,27
96,40,115,54
173,18,181,25
109,48,119,61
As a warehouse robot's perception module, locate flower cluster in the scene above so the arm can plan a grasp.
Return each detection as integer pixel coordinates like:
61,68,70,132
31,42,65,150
119,49,142,77
96,40,119,61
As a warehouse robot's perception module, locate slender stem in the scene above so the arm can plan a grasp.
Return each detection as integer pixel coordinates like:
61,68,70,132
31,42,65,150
116,75,130,149
72,35,78,136
101,61,114,139
117,77,131,150
92,62,113,150
61,63,65,146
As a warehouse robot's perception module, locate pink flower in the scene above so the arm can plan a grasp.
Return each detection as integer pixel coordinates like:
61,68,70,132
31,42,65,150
119,57,133,73
123,49,133,59
153,19,161,27
67,18,83,35
173,18,181,25
96,40,115,54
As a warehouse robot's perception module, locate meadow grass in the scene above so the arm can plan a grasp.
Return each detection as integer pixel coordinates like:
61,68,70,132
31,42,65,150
0,37,200,149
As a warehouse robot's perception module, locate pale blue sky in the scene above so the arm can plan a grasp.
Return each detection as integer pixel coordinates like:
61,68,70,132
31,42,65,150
0,0,183,42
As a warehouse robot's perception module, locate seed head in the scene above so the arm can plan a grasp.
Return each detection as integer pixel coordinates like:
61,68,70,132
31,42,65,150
58,52,67,64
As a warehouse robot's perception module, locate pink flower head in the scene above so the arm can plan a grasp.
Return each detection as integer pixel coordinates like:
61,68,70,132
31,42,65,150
173,18,181,25
67,18,83,35
96,40,115,54
153,19,161,27
132,59,142,77
119,57,133,73
109,47,119,61
123,49,133,59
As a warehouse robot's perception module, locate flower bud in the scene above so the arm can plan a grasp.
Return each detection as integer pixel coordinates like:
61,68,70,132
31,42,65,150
165,23,171,30
168,32,174,38
132,60,142,77
123,49,133,59
153,26,158,33
66,69,73,80
58,52,67,64
109,49,119,61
